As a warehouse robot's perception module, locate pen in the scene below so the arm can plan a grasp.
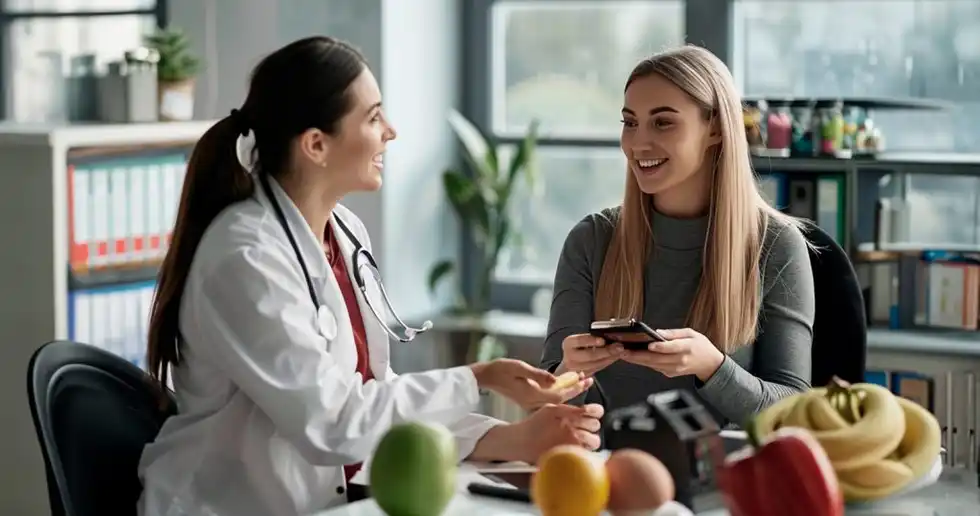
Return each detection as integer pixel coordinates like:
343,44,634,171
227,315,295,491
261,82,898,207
466,483,532,504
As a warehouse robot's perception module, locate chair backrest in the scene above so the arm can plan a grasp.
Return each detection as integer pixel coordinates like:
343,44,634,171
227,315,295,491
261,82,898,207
26,341,176,516
804,222,867,386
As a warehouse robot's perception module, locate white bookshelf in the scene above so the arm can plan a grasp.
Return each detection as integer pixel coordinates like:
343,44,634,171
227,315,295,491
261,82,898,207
0,120,213,516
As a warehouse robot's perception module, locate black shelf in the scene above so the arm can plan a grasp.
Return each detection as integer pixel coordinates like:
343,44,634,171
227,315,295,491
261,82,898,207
743,96,952,111
752,152,980,175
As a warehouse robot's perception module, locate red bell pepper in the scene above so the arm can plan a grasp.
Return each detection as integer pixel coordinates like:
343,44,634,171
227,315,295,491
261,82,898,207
716,421,844,516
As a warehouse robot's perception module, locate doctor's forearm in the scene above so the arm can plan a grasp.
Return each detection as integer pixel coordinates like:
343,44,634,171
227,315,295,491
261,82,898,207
464,424,526,463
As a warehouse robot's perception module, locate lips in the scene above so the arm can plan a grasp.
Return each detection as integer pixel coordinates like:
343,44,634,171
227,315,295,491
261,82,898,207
635,158,668,173
372,154,384,170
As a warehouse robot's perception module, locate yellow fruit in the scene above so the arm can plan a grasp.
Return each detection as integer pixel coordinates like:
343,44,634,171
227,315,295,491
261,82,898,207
751,378,942,504
839,396,943,502
755,383,904,470
531,445,609,516
893,396,942,479
549,371,582,392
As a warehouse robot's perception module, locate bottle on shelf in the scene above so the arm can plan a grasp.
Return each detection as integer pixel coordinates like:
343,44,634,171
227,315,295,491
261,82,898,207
764,100,792,158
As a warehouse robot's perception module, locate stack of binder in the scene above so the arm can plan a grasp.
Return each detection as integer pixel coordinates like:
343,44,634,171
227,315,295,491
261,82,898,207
65,150,189,369
758,172,847,245
68,281,156,369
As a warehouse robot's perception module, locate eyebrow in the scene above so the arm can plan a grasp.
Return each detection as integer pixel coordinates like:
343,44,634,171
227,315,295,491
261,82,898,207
366,101,382,114
621,106,679,116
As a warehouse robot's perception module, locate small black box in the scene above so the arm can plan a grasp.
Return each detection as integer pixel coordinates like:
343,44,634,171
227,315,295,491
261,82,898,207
603,390,723,509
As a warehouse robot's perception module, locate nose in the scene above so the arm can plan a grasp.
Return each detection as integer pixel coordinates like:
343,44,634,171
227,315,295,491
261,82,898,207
384,122,397,142
630,139,656,155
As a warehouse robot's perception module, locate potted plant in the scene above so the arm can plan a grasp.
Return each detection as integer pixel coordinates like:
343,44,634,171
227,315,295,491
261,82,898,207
427,110,539,365
144,26,201,121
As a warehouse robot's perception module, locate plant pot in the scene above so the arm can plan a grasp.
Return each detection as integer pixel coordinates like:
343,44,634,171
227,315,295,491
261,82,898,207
158,78,195,121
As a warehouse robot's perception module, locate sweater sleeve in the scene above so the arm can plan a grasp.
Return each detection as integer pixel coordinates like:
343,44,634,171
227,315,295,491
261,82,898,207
540,215,612,407
540,215,599,373
696,222,815,425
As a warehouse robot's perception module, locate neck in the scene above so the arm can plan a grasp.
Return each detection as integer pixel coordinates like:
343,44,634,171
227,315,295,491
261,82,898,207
652,162,713,218
276,174,343,242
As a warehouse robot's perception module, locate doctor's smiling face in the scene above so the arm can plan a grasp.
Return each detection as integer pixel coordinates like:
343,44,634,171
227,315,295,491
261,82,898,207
297,68,396,194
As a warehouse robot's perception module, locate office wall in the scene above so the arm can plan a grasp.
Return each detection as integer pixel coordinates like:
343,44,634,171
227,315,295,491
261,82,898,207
168,0,459,319
381,0,462,320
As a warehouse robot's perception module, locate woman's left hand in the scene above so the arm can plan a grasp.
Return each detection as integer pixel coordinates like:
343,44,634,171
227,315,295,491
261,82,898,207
621,328,725,381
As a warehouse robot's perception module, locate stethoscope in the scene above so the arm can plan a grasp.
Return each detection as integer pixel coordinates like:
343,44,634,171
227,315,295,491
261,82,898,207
257,173,433,343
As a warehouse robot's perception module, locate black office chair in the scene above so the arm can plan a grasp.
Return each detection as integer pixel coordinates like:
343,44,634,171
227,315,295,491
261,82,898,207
26,341,176,516
803,222,867,387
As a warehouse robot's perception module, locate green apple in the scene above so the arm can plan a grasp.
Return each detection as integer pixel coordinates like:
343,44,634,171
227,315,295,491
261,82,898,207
369,421,458,516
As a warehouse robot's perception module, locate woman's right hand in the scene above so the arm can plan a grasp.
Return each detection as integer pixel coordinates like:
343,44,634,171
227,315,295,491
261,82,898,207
469,358,592,410
555,334,626,377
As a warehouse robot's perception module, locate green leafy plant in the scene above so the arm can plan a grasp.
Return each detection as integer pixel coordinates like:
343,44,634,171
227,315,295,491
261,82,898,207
427,109,539,314
144,27,201,82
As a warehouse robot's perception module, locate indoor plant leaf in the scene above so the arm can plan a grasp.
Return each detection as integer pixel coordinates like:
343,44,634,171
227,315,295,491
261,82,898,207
447,109,500,183
506,119,540,190
144,26,202,82
427,260,455,295
443,171,491,237
495,119,539,211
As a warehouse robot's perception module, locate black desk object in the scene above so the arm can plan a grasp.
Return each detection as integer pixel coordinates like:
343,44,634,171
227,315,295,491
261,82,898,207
603,389,725,509
466,483,532,503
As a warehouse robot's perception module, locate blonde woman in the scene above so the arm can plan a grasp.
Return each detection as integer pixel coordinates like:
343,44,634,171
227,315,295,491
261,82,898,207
540,45,815,426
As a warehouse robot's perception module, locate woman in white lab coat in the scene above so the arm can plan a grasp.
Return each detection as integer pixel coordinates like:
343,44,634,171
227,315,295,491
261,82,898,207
137,36,603,516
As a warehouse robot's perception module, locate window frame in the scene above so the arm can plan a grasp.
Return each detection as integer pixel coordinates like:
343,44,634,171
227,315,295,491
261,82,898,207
461,0,732,312
0,0,169,119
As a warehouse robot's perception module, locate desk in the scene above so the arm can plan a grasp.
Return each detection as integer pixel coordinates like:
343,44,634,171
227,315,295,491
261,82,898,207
314,469,980,515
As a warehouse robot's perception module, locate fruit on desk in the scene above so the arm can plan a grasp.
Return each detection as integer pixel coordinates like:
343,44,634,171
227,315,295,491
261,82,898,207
369,422,458,516
752,377,941,503
548,371,583,392
604,448,674,515
721,423,844,516
531,445,609,516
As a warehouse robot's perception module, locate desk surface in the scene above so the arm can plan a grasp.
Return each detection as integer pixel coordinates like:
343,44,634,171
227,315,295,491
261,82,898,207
314,468,980,515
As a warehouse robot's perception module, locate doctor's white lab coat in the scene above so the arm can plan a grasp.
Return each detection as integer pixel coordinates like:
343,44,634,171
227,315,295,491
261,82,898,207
137,178,503,516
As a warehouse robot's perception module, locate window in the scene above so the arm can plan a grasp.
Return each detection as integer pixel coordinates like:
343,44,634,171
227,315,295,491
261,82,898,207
498,146,628,283
492,1,686,138
4,0,155,11
484,0,686,285
0,0,166,122
732,0,980,152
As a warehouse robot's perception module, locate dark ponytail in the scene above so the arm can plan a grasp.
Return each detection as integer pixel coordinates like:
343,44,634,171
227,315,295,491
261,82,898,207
146,36,366,399
146,116,254,392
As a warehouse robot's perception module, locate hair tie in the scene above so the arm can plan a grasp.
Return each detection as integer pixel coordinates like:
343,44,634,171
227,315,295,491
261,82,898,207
229,108,250,137
231,108,257,174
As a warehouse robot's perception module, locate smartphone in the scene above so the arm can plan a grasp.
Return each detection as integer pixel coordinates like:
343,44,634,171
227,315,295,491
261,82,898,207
590,318,666,351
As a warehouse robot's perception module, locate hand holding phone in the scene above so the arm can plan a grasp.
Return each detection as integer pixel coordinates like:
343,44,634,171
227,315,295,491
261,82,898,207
557,334,626,377
590,318,666,351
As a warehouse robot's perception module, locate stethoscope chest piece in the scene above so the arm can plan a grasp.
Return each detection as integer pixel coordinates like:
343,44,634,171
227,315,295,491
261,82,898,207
317,305,338,341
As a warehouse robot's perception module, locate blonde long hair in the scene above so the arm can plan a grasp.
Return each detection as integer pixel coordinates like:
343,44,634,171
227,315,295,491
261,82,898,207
594,45,801,354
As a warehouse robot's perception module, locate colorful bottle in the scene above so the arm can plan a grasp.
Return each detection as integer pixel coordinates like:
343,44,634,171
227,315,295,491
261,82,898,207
766,100,792,155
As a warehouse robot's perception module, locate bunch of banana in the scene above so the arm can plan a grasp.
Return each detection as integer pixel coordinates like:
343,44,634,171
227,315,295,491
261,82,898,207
753,377,941,503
